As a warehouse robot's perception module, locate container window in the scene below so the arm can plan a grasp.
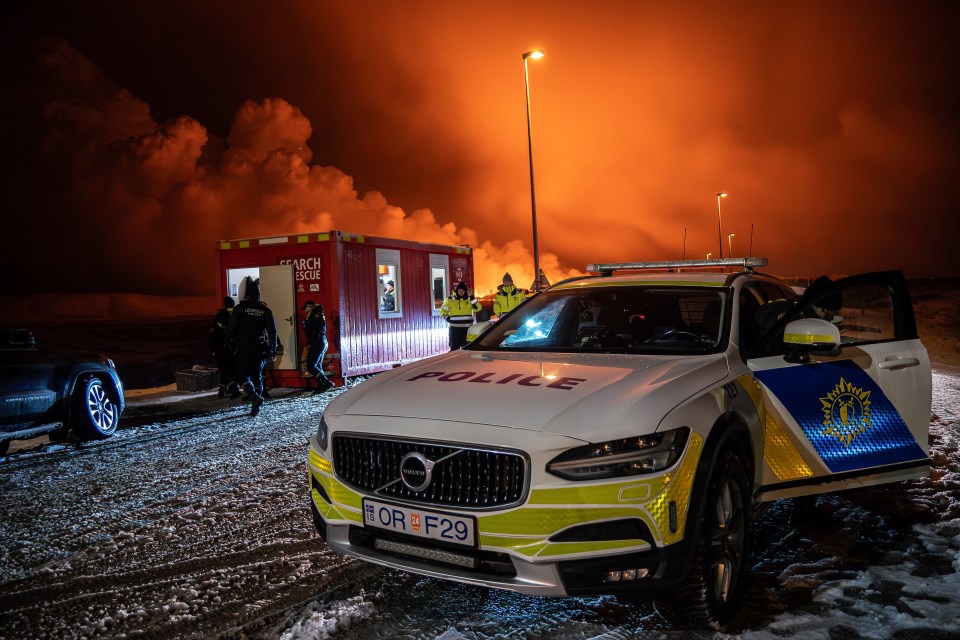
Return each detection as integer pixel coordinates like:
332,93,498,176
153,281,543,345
377,249,401,318
429,254,450,316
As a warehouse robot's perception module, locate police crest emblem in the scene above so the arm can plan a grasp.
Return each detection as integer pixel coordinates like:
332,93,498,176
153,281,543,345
820,376,872,446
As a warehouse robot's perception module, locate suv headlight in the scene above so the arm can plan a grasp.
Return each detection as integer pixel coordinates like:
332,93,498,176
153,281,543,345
547,427,689,481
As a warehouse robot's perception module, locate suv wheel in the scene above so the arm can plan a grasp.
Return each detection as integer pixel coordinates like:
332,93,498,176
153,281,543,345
658,448,752,628
71,377,119,441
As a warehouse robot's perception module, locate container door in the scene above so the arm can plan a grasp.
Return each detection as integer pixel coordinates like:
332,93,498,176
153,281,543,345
260,264,298,370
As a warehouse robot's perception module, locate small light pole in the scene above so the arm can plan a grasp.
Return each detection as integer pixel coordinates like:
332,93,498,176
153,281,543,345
716,192,728,259
706,252,712,260
523,49,545,290
728,233,735,257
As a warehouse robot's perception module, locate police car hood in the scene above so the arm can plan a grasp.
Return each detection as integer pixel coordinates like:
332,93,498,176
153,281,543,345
326,349,728,440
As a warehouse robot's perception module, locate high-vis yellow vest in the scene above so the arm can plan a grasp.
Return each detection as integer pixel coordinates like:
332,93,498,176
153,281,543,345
493,285,525,316
441,296,481,327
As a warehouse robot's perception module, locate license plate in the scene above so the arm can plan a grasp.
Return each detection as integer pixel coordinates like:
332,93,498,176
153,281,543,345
362,498,477,548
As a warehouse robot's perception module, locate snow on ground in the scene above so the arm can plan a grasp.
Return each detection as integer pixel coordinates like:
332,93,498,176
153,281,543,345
258,368,960,640
0,371,958,638
717,367,960,640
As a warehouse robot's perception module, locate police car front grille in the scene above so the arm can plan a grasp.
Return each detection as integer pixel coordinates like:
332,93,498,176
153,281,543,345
333,435,527,509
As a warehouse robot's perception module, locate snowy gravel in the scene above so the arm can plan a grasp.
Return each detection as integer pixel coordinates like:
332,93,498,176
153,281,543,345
1,369,958,639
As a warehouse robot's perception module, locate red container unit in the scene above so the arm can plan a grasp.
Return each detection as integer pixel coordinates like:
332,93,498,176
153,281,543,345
216,230,474,388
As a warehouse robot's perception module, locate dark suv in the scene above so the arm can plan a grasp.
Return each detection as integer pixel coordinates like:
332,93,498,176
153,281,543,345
0,328,124,455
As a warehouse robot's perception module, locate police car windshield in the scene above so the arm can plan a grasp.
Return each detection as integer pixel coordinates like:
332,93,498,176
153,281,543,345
471,285,728,354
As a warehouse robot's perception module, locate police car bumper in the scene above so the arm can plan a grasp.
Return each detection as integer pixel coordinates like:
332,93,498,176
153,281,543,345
310,500,692,597
307,434,701,597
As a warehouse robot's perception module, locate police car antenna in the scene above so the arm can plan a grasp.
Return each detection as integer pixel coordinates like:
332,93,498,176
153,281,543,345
586,257,768,277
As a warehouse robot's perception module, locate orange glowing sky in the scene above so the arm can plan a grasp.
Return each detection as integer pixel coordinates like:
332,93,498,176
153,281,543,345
3,1,958,296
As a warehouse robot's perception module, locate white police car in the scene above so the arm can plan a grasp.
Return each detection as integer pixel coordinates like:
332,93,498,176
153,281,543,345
307,259,931,627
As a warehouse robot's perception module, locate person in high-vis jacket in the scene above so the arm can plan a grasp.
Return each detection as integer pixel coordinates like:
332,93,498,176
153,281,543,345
441,282,481,350
493,272,526,317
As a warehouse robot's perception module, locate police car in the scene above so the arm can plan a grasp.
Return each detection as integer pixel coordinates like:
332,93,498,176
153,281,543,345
307,259,931,627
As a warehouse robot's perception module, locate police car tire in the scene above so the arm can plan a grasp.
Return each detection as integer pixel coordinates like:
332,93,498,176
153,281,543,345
657,448,752,629
71,377,119,441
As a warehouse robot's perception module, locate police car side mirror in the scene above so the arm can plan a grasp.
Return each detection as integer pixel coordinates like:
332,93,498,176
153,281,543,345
782,318,841,364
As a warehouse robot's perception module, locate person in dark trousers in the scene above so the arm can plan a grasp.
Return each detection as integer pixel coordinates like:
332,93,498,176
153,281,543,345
302,300,334,394
226,277,278,417
258,330,280,400
440,281,481,350
209,296,240,399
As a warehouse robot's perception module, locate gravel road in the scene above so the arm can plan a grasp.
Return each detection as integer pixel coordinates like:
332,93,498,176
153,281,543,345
1,369,958,639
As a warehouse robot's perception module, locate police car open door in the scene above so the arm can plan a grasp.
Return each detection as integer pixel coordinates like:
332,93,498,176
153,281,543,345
259,264,297,371
745,271,931,501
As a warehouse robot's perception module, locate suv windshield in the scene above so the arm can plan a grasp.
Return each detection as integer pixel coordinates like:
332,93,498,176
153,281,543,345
472,285,728,354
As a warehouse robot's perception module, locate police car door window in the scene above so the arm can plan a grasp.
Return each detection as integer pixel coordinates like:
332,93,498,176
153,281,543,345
810,282,895,344
750,279,899,359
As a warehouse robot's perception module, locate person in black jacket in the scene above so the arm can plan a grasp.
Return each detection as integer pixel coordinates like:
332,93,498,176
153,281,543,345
226,277,278,417
302,300,334,394
209,296,240,399
380,279,396,312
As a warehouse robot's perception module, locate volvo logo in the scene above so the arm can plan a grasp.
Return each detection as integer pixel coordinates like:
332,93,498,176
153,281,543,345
399,452,436,492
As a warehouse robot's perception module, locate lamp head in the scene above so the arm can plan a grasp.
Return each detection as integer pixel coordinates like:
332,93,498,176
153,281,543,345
523,49,545,60
717,192,728,198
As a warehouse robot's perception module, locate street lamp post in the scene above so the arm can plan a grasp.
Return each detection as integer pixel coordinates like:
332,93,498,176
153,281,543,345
523,49,544,290
728,233,735,257
716,192,728,259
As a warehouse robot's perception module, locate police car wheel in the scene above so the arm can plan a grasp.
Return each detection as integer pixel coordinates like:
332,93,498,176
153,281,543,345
657,448,752,629
71,377,119,441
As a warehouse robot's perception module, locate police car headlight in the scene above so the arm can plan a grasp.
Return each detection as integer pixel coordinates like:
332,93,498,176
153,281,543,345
547,427,689,480
316,415,329,451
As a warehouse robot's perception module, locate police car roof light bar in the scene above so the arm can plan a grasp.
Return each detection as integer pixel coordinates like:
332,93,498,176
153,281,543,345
587,258,768,276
